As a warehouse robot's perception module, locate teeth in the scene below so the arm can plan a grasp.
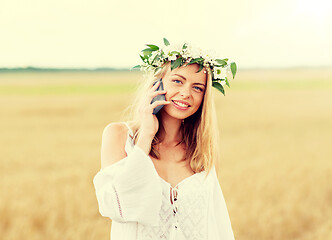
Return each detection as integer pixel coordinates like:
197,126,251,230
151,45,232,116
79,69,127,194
173,100,189,108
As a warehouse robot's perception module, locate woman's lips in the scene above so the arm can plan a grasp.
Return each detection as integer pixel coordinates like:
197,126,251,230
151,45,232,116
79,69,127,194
171,100,190,110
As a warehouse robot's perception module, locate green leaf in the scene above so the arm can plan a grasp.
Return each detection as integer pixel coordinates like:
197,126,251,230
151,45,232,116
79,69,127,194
171,57,183,71
225,77,230,87
230,62,237,78
163,38,170,46
179,58,185,68
139,54,147,62
154,67,162,74
215,59,227,66
146,44,159,51
130,65,141,71
187,58,204,66
141,48,153,56
170,50,180,55
212,81,225,96
196,64,204,73
182,43,187,49
221,58,228,62
152,53,160,64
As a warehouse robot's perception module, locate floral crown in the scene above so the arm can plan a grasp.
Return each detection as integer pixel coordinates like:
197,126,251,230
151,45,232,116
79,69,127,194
131,38,237,95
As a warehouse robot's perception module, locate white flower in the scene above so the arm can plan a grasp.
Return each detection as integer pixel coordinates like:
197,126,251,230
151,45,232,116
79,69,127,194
155,60,163,67
201,49,218,65
220,80,226,86
185,44,202,59
206,49,218,59
213,67,227,79
158,41,229,73
168,54,177,61
203,55,212,64
162,42,182,55
181,47,190,59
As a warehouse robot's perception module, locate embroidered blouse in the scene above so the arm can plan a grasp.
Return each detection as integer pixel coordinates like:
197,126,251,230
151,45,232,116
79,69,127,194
93,122,235,240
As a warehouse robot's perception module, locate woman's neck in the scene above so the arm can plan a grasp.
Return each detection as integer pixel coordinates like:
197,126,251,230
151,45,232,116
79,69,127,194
158,113,183,145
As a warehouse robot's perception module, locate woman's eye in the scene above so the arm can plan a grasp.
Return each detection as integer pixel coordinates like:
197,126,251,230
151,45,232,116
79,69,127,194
173,80,182,84
194,86,203,92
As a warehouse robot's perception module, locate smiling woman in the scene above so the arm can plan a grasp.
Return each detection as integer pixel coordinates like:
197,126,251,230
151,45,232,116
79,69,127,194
161,64,207,121
92,39,236,240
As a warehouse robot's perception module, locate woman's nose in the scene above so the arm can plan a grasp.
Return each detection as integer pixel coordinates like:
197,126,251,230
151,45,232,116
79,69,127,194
180,86,191,98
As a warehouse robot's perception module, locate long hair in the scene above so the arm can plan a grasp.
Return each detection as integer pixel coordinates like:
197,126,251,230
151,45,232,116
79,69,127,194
122,62,221,177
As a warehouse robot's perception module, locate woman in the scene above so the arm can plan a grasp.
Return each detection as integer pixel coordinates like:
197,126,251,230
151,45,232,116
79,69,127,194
93,39,236,240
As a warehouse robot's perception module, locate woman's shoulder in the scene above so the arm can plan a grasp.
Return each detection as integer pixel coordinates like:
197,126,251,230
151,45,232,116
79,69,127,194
103,122,129,142
102,121,132,136
100,122,131,168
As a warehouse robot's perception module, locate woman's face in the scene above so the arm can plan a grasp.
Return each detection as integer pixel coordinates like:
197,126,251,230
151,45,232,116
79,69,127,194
160,63,207,120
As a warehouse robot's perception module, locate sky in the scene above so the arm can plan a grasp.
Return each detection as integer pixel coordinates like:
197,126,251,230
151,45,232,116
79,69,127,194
0,0,331,69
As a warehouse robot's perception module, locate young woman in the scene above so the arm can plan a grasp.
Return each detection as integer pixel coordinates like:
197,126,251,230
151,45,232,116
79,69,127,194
93,39,236,240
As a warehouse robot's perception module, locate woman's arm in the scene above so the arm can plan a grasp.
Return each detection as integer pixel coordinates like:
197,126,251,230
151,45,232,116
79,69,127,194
100,123,128,169
93,122,162,226
94,80,169,225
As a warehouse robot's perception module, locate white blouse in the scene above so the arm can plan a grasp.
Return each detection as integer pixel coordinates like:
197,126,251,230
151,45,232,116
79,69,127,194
93,122,235,240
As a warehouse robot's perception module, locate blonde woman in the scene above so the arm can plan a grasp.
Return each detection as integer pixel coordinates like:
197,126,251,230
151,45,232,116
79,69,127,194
93,39,236,240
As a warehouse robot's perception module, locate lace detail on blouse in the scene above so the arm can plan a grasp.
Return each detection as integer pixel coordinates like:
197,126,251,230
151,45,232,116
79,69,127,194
136,176,209,240
176,177,209,239
112,185,124,219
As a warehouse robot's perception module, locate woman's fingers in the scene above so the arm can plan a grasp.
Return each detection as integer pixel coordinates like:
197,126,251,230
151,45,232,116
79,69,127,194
150,80,160,92
150,100,171,110
150,89,167,99
141,80,168,114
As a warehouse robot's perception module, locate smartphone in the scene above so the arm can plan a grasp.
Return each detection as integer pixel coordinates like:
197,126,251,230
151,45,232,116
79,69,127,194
151,78,166,115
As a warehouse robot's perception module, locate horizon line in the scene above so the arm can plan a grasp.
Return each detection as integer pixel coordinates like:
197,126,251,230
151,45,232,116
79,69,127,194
0,65,332,73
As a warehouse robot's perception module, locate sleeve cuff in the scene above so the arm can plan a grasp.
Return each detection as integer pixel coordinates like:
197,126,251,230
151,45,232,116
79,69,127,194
94,144,162,226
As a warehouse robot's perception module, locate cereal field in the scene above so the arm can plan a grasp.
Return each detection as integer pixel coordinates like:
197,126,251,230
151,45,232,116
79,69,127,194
0,68,331,240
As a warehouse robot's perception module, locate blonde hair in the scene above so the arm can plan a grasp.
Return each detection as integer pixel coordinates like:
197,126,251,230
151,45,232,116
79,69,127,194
122,62,221,177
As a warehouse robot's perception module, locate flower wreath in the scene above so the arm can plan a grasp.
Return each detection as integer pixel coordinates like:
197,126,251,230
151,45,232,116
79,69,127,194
131,38,237,95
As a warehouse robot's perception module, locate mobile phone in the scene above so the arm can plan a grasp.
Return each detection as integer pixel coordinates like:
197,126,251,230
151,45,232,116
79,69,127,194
151,78,166,115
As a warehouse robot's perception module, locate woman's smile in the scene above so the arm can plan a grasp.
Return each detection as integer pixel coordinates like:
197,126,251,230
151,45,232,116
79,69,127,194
171,100,191,110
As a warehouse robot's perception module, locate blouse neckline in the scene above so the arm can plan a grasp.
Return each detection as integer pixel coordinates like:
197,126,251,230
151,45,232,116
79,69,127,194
122,122,207,189
154,166,206,189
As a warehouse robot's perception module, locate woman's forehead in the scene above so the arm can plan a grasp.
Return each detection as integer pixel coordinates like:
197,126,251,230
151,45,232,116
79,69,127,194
165,64,207,84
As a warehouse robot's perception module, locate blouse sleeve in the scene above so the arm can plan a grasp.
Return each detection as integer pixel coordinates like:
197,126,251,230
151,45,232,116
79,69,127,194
93,144,162,226
209,166,235,240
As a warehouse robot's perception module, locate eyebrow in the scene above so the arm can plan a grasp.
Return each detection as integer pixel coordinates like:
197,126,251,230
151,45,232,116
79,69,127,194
173,74,186,80
172,74,206,87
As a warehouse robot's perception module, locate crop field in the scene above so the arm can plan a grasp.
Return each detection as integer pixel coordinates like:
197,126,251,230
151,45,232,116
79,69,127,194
0,68,332,240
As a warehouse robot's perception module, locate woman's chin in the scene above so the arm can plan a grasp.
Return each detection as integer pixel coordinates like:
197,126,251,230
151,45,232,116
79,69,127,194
160,105,193,120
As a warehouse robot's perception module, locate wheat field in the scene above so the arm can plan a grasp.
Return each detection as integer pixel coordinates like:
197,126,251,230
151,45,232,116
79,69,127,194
0,68,331,240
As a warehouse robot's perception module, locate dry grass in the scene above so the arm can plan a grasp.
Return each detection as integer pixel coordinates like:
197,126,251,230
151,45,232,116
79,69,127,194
0,68,331,239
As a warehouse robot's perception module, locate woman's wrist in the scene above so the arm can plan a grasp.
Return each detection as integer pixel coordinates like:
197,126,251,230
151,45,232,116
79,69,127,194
136,133,154,155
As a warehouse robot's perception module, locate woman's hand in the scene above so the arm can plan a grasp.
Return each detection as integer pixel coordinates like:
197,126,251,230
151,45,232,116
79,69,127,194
137,80,170,154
